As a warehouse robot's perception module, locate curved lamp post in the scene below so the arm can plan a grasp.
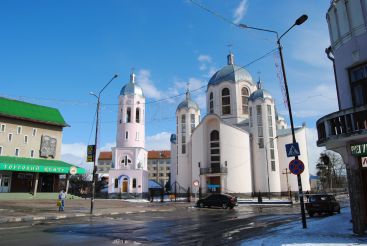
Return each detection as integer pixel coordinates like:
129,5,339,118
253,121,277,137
239,15,308,228
89,74,118,214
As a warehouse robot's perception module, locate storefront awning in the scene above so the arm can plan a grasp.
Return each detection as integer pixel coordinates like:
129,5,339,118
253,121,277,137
0,156,86,174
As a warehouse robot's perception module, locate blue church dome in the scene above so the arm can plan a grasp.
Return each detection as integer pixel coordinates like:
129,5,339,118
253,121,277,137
208,53,253,86
177,90,199,111
249,80,272,102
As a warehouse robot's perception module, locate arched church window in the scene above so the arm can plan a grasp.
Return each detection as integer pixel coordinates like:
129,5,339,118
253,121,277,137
241,87,249,114
136,108,140,123
221,88,231,115
126,107,131,123
210,130,220,173
209,92,214,113
114,178,118,188
132,178,137,188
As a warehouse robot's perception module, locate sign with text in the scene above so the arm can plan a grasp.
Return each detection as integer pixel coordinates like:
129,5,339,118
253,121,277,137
351,143,367,156
87,145,95,162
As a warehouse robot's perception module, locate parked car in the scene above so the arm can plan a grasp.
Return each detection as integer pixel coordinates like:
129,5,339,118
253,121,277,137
305,194,341,217
196,194,238,209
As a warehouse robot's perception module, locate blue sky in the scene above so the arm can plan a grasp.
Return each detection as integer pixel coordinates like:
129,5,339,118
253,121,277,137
0,1,337,174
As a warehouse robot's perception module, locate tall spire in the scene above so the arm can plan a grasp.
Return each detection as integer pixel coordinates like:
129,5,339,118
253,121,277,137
227,44,234,65
257,72,262,89
130,67,136,83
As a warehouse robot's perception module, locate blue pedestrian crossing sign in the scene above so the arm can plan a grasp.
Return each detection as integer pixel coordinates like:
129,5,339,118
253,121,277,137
285,143,300,157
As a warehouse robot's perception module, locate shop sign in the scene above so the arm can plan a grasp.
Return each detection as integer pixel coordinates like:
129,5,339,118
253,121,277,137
362,157,367,168
0,163,69,174
351,143,367,156
87,145,95,162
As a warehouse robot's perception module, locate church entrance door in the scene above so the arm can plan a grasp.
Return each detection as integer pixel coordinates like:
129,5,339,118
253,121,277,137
122,178,128,193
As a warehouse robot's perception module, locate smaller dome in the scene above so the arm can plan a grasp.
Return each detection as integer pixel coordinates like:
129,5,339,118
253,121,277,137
120,72,144,97
249,80,272,102
170,134,177,144
176,90,199,111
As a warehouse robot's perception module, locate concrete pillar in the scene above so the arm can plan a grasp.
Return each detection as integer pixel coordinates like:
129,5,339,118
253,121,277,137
33,173,39,196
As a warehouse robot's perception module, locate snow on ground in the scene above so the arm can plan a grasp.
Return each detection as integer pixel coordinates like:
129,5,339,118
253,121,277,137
243,207,367,246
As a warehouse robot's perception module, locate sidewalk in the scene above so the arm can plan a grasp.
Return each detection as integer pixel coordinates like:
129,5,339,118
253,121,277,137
0,198,188,224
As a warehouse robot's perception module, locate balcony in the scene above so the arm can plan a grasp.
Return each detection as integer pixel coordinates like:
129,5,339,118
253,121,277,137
200,166,228,175
316,105,367,146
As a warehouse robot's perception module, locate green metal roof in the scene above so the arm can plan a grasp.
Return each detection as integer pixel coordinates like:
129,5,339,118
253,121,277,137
0,156,86,174
0,97,68,127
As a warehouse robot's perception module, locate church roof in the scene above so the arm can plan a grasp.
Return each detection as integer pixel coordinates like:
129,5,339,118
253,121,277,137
208,53,253,86
120,72,144,97
176,90,199,111
249,80,272,102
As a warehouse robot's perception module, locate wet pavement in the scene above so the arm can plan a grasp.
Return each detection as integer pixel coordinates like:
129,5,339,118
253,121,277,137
0,204,302,245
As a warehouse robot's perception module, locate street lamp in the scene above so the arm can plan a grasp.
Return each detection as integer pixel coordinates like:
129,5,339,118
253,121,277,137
89,74,118,214
239,15,308,229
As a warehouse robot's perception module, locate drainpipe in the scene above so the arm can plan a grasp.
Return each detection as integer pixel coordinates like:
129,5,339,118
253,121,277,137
325,46,341,110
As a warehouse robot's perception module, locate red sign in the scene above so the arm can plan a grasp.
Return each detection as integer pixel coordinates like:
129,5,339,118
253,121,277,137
289,159,305,175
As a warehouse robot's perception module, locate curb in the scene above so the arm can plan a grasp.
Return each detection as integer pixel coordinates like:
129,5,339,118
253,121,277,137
0,208,175,224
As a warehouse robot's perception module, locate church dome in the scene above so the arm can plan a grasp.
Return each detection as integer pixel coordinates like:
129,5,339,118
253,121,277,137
249,80,272,102
120,72,144,97
177,90,199,111
208,53,253,86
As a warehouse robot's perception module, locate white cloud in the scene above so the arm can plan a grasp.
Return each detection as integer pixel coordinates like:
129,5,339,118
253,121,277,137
198,55,212,63
146,132,172,150
136,69,162,100
100,142,115,151
62,143,87,159
233,0,248,24
306,128,325,175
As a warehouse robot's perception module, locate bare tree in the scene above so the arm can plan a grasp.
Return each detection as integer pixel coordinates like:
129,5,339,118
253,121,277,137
316,150,347,191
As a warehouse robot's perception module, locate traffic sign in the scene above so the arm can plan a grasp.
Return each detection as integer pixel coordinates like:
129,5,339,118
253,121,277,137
289,159,305,175
285,142,300,157
87,145,95,162
193,180,200,187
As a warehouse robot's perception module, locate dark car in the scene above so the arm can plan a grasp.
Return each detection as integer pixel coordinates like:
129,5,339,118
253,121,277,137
196,194,237,209
305,194,341,217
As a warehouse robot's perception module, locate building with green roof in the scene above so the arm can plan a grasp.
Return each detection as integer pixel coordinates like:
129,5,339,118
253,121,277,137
0,97,85,194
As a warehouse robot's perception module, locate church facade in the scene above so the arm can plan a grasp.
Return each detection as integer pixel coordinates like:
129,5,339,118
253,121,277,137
108,72,149,197
170,53,311,196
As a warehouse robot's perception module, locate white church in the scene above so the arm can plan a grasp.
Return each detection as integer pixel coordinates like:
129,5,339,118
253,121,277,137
170,52,311,196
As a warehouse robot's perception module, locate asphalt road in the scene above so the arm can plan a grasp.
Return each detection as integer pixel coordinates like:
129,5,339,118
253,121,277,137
0,204,303,246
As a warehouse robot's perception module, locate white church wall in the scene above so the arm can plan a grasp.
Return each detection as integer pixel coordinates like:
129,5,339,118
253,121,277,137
277,126,311,192
191,121,206,192
220,123,252,194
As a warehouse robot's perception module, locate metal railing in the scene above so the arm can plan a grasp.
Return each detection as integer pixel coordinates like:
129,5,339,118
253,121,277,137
200,166,228,175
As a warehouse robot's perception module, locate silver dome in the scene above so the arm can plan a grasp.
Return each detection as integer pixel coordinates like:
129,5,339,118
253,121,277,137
120,72,144,97
208,53,253,86
249,80,272,102
177,91,199,111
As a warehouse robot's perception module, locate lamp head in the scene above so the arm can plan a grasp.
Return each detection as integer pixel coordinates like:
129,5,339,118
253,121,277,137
295,15,308,25
113,74,118,78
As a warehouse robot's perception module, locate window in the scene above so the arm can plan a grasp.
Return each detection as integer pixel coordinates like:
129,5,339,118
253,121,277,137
136,131,139,140
271,161,276,171
241,87,249,114
32,128,37,136
30,150,34,158
136,108,140,123
257,105,263,148
210,130,220,172
190,114,195,132
249,107,253,127
125,131,129,139
181,114,186,154
114,179,118,188
132,178,137,188
15,148,19,156
0,124,5,132
350,63,367,106
267,105,273,137
221,88,231,115
8,133,12,142
24,135,28,143
126,107,131,123
159,173,164,177
166,167,170,170
0,146,3,155
16,126,22,134
182,144,186,154
209,92,214,113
